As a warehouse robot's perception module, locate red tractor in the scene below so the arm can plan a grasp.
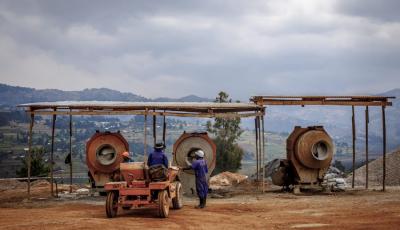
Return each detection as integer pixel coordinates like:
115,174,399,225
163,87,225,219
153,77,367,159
104,162,183,218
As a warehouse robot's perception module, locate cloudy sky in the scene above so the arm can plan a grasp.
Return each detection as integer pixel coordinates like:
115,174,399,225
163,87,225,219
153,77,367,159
0,0,399,100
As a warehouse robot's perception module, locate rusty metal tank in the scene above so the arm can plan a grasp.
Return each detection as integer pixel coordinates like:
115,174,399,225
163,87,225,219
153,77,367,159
86,131,129,188
271,126,334,188
173,132,216,196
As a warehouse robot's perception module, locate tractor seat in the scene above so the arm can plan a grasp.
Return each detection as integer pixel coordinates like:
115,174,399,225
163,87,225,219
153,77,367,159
120,162,149,185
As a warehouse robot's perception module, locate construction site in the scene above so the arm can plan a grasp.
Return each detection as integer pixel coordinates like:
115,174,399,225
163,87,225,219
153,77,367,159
0,95,398,229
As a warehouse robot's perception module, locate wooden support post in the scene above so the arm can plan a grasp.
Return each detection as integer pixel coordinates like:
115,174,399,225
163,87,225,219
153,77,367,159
365,106,369,189
27,113,35,198
382,106,386,192
352,105,356,188
162,112,166,144
258,116,262,184
144,110,148,161
255,117,259,181
69,112,73,193
50,111,56,197
153,110,156,146
261,114,266,193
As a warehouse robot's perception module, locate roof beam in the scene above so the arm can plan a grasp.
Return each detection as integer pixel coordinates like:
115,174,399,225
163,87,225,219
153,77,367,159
251,96,394,107
27,110,264,118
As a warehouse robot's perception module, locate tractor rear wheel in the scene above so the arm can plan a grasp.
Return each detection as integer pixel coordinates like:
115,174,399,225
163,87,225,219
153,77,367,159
106,191,118,218
172,182,183,209
158,190,170,218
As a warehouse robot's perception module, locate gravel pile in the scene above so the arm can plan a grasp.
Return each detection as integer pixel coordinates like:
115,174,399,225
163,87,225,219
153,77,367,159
0,179,26,192
346,149,400,186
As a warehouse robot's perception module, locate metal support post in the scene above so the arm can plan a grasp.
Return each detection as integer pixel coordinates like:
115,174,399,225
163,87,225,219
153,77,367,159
144,110,148,161
50,111,56,196
352,106,356,188
27,113,35,198
69,112,73,193
153,110,156,145
255,117,259,181
365,106,369,189
162,112,166,144
382,106,386,191
261,114,266,193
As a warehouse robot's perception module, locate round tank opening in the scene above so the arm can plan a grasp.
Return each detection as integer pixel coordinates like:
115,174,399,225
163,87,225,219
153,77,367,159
96,144,117,166
185,148,202,166
311,141,329,161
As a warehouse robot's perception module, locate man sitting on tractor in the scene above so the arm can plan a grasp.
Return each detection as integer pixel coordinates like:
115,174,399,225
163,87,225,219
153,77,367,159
147,143,169,182
147,143,169,168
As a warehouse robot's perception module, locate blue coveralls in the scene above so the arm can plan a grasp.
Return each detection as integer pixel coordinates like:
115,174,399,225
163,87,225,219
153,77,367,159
191,159,209,199
147,149,168,168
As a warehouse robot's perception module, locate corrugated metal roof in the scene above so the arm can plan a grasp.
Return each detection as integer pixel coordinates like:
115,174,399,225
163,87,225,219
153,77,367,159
17,101,263,118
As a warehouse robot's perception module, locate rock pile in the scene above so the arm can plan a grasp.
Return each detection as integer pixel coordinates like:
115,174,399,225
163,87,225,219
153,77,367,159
322,167,347,191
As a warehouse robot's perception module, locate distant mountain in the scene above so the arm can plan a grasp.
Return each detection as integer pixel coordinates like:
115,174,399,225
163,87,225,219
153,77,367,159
0,83,211,106
153,94,212,102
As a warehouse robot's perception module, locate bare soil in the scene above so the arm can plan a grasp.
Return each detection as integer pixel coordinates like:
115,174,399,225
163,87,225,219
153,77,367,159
1,186,399,230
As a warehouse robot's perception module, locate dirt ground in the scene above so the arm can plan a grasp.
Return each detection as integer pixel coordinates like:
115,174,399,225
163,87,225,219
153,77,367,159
0,187,400,230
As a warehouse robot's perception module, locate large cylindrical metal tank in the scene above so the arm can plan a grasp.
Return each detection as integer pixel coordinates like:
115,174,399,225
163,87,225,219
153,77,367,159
86,131,129,188
173,132,216,196
271,126,334,188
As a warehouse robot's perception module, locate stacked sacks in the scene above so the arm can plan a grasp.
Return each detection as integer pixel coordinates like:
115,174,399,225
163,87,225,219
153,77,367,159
322,166,347,191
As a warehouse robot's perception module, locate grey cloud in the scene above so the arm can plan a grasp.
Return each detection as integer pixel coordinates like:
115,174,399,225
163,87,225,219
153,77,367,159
336,0,400,22
0,0,399,100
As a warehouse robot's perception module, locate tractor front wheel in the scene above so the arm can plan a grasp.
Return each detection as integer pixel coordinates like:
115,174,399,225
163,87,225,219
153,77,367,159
158,190,170,218
172,182,183,209
106,191,118,218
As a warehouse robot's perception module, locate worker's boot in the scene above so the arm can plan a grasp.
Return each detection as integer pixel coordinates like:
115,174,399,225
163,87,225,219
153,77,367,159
195,198,203,209
201,197,206,208
197,197,205,209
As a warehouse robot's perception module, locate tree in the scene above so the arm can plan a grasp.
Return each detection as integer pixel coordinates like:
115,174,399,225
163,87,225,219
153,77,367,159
207,92,244,175
332,160,345,172
16,147,50,177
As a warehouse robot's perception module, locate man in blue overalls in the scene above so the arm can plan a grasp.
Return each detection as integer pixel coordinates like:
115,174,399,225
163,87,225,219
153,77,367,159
147,143,168,168
183,150,208,209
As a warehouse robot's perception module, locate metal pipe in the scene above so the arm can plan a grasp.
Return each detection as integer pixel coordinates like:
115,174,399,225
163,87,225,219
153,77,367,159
261,113,266,193
27,113,35,198
153,109,156,146
365,106,369,189
50,111,56,197
382,106,386,191
255,117,259,181
69,112,73,193
352,105,356,188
